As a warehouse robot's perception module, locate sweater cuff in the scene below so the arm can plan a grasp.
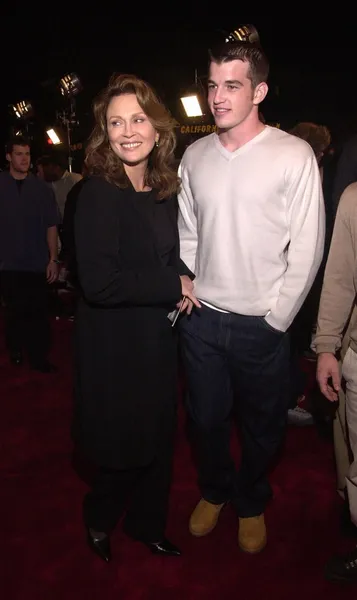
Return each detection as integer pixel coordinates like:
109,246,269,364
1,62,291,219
178,259,195,280
311,335,341,355
314,343,338,355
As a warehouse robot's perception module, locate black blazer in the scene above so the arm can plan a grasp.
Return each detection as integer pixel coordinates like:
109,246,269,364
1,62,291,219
72,176,189,469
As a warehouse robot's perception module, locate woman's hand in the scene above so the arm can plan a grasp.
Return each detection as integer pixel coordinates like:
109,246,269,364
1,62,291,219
179,276,201,314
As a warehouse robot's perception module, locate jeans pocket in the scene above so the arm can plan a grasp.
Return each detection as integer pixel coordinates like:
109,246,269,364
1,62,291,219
257,316,284,336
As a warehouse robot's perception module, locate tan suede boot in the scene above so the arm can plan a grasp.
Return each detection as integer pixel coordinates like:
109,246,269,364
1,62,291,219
189,499,225,537
238,514,267,553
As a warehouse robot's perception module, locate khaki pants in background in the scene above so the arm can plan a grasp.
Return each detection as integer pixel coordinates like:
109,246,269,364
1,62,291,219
341,346,357,525
334,306,357,520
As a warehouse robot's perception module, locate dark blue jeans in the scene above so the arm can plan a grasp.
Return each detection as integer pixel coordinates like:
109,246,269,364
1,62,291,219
180,304,290,518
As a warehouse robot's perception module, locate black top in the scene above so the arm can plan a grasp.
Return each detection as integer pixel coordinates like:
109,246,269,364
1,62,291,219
131,190,176,267
0,171,60,272
74,177,185,309
72,175,195,468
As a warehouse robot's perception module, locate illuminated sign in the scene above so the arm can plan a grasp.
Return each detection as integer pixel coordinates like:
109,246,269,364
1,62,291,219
180,124,217,134
180,123,280,134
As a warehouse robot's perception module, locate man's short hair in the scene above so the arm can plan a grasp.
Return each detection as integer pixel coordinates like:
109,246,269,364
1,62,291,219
208,41,269,88
36,152,68,170
6,136,31,154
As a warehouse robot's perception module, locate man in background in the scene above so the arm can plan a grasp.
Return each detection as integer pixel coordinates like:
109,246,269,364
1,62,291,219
315,181,357,583
332,133,357,214
288,122,332,425
37,153,82,222
0,137,60,372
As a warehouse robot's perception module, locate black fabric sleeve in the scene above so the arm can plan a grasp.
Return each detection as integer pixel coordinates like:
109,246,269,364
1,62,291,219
74,178,182,307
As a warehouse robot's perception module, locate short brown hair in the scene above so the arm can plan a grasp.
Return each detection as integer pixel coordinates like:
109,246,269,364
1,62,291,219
209,41,269,88
6,136,30,154
37,152,67,170
289,122,331,157
85,73,179,200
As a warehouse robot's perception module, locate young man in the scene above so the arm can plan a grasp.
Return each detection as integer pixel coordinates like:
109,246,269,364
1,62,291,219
0,138,60,372
315,182,357,583
36,153,82,221
178,41,325,553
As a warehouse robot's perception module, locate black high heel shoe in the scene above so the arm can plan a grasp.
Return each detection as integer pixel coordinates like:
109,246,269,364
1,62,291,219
87,528,112,562
10,351,23,366
145,538,181,557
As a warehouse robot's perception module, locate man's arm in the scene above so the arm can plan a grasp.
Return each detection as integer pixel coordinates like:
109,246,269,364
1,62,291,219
47,225,58,262
314,188,357,355
265,151,325,332
314,186,357,400
45,186,61,284
177,160,198,274
46,225,59,283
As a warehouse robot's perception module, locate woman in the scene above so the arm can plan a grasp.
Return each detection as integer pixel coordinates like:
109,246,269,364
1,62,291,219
73,73,199,562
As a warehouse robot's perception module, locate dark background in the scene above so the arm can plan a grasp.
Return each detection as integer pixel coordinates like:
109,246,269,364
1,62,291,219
1,13,356,168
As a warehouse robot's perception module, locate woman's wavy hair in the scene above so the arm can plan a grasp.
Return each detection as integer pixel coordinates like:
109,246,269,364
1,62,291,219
85,73,179,200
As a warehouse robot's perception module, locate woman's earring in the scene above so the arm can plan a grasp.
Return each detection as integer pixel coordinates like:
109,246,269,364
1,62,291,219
155,139,159,147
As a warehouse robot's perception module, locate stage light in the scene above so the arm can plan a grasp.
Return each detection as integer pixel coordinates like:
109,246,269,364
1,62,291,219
46,128,62,145
180,69,206,118
10,100,33,120
59,72,82,98
180,95,203,118
57,72,82,171
225,24,260,44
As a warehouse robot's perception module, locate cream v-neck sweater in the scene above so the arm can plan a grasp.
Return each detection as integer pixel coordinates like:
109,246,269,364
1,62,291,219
178,126,325,332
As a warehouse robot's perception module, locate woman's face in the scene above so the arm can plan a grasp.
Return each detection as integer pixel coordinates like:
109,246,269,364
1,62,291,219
106,93,158,166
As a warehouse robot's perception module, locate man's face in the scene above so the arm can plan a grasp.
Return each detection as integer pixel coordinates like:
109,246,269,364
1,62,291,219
207,60,267,132
6,144,31,174
42,164,61,182
37,164,45,180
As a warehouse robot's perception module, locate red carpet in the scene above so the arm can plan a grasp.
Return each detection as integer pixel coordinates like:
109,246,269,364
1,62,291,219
1,316,354,599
